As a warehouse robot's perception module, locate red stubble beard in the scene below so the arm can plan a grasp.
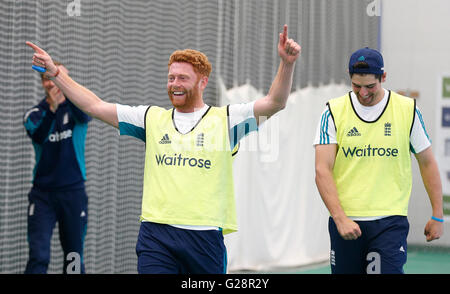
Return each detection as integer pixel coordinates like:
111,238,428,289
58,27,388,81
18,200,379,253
168,83,202,111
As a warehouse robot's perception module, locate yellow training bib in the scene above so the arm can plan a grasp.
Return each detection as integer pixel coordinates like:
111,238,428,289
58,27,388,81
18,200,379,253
141,106,238,234
329,91,415,216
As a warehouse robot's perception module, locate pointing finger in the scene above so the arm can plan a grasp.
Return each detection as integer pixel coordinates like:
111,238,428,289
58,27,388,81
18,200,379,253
279,24,288,45
26,41,45,54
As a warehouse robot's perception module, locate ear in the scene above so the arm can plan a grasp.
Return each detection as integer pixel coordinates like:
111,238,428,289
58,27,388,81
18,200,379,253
381,72,387,82
199,75,208,90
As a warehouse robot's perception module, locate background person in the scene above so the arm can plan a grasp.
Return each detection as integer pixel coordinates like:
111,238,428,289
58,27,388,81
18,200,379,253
23,62,91,274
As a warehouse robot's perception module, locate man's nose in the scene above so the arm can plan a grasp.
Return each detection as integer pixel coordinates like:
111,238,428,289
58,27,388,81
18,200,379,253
359,86,369,96
171,79,183,87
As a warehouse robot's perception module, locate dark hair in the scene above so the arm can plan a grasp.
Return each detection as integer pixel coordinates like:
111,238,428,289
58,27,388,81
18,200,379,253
349,61,382,81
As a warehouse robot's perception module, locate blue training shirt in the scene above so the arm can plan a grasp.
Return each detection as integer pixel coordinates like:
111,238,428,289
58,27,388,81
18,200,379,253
23,97,91,190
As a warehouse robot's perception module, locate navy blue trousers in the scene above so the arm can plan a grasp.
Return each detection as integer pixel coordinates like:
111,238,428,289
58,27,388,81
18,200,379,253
25,187,88,274
136,222,227,274
328,216,409,274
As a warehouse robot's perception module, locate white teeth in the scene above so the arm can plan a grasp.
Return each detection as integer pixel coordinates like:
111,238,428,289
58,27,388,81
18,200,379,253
173,91,184,95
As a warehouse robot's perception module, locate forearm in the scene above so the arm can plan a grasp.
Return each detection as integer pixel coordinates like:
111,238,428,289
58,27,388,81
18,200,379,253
417,149,445,241
267,60,295,110
315,167,347,220
50,70,117,127
66,99,91,124
52,70,102,118
315,144,361,239
419,157,443,218
316,167,363,240
253,61,295,123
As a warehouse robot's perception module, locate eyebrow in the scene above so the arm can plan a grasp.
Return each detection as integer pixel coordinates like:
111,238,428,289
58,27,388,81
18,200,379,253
352,82,376,88
168,73,190,78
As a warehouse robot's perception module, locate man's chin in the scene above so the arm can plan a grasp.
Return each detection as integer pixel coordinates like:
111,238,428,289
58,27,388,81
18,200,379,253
357,95,374,106
170,96,186,107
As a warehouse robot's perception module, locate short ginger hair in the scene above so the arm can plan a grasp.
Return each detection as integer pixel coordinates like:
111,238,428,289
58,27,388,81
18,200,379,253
168,49,212,77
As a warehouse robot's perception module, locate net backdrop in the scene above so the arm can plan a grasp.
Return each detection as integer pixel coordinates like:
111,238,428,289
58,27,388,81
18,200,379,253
0,0,378,273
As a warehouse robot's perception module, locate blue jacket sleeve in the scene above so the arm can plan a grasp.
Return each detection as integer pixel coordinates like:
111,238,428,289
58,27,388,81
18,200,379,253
23,102,55,144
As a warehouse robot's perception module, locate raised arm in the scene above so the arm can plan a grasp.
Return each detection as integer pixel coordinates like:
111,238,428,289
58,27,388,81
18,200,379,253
26,41,118,128
253,25,301,125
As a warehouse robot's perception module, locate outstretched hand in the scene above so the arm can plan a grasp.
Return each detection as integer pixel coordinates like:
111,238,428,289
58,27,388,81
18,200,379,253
278,25,301,64
26,41,58,77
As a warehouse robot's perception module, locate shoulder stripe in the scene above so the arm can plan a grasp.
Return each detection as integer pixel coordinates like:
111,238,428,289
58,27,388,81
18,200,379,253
415,107,430,142
230,117,257,150
24,107,40,122
320,110,330,144
119,121,146,142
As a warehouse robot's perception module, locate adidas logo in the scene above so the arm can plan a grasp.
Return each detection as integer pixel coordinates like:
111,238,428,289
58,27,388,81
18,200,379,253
347,127,361,137
159,134,171,144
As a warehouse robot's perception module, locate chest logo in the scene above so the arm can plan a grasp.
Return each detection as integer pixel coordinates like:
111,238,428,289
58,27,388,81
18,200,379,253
159,134,171,144
196,133,204,147
347,127,361,137
384,122,392,136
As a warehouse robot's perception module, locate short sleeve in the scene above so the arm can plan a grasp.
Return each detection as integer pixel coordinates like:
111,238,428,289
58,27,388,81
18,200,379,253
410,106,431,154
313,107,337,146
228,101,258,150
116,104,149,142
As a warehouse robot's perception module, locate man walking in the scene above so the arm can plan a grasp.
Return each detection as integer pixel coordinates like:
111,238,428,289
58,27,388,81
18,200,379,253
314,47,443,274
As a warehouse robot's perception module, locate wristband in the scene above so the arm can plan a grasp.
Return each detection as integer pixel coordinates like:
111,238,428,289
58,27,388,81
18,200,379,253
431,216,444,223
48,67,60,80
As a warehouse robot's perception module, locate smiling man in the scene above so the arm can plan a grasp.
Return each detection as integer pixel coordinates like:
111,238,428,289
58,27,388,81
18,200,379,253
313,47,444,274
166,50,210,112
26,24,301,274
